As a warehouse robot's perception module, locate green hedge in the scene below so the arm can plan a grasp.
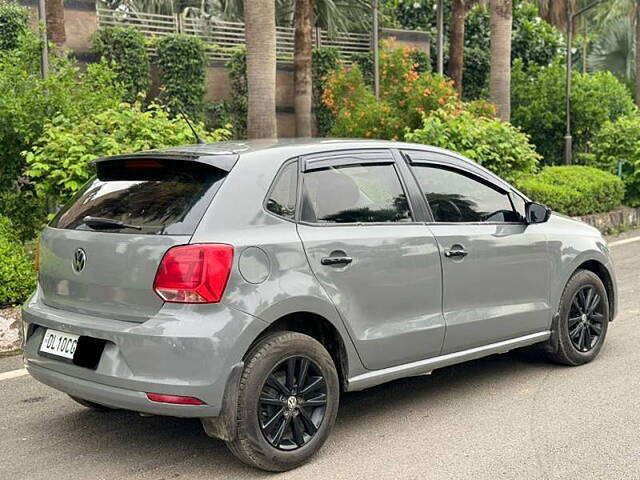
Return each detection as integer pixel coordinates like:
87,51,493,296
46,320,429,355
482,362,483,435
517,166,625,216
154,34,206,120
0,1,28,51
91,27,150,102
0,216,35,307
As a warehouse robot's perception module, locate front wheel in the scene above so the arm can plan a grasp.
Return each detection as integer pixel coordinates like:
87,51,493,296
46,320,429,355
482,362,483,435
226,331,340,471
546,269,610,366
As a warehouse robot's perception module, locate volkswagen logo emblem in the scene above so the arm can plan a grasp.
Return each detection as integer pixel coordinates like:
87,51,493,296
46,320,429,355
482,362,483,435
72,248,87,274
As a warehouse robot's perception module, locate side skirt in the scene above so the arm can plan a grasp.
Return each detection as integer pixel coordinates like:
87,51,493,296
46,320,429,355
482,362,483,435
346,331,551,392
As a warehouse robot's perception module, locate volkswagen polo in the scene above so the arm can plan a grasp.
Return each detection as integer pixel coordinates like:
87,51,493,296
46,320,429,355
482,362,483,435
23,139,617,471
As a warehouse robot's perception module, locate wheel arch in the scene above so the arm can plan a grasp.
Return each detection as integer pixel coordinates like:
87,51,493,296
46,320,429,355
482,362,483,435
248,311,350,391
574,259,616,321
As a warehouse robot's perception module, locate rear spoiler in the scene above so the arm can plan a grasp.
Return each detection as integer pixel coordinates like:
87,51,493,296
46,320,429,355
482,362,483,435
93,151,239,172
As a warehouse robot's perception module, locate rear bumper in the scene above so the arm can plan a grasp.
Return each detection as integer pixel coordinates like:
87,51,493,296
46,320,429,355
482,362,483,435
22,289,266,417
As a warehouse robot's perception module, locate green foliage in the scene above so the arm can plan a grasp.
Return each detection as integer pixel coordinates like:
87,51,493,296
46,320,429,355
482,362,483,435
406,109,540,183
462,1,563,100
516,166,625,216
512,60,636,164
226,46,247,139
324,44,458,140
91,27,150,102
25,102,232,204
0,216,36,307
154,34,207,120
0,0,28,51
312,47,340,137
0,30,124,191
0,189,46,242
581,115,640,207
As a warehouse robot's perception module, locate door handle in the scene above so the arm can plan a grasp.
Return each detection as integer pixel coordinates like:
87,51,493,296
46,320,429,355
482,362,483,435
321,256,353,266
444,247,468,259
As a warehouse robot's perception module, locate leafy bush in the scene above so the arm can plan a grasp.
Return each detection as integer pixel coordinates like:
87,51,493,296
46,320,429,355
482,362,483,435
0,31,124,191
226,46,247,139
25,102,231,204
516,166,625,216
312,47,340,137
0,189,46,242
0,216,35,307
92,27,150,102
581,115,640,206
324,44,458,140
406,109,540,183
154,34,207,120
0,0,28,51
512,60,636,164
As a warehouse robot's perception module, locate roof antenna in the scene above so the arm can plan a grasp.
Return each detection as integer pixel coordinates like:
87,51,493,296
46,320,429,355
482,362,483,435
176,106,205,144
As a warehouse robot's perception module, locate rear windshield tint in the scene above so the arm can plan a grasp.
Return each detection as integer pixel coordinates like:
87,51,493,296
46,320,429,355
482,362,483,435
50,159,227,235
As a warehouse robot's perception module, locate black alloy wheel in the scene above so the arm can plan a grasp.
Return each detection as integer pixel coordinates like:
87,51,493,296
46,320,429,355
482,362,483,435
568,285,605,353
258,356,328,450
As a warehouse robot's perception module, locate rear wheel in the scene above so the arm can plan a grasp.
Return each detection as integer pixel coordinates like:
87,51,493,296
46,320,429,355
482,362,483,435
68,395,114,411
546,269,609,366
226,332,339,471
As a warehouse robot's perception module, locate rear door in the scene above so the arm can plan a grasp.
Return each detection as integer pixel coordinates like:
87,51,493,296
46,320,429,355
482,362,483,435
404,151,551,354
296,150,445,370
39,157,229,322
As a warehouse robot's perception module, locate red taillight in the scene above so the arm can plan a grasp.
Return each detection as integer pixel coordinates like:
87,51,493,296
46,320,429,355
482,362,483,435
153,244,233,304
146,393,206,405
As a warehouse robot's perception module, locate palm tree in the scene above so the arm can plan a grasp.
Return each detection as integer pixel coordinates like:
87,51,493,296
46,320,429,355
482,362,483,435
489,0,512,121
245,0,278,138
45,0,66,46
448,0,479,96
294,0,314,137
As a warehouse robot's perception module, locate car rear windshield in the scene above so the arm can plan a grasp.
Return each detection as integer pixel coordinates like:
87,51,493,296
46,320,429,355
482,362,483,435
50,159,227,235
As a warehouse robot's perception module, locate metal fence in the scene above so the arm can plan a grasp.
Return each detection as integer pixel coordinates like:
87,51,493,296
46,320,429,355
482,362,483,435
97,7,371,62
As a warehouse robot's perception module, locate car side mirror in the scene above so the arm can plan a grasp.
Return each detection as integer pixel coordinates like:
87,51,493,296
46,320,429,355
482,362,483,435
525,202,551,224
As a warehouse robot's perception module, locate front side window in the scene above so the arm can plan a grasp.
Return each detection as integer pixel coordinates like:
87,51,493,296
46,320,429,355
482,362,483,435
301,163,412,223
266,161,298,219
411,165,519,223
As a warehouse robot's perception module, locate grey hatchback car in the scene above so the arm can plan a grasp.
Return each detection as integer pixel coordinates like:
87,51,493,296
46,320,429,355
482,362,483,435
23,139,616,471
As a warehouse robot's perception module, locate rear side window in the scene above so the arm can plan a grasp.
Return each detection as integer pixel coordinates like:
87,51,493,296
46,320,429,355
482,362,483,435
301,163,412,223
50,159,227,235
266,161,298,220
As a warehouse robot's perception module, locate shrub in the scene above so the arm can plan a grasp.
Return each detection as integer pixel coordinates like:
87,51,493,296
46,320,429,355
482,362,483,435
226,46,247,139
516,166,625,216
0,216,35,307
406,109,540,183
25,102,231,204
91,27,150,102
0,0,28,51
511,60,636,164
323,44,458,140
0,33,124,191
154,34,206,120
312,47,340,136
0,189,46,242
581,115,640,206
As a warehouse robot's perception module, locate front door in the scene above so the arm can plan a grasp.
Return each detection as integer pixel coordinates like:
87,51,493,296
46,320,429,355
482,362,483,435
407,159,552,354
296,151,445,370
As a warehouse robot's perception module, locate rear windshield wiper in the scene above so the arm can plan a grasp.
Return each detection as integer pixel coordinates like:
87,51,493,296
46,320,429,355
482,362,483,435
83,216,143,231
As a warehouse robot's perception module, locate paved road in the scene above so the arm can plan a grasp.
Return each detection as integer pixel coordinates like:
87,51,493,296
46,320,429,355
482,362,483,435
2,235,640,480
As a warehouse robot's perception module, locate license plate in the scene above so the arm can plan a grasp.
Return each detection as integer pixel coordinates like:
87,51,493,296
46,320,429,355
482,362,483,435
40,329,80,360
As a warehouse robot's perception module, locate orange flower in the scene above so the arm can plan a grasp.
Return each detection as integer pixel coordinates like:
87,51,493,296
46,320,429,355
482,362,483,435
399,100,406,107
438,98,446,105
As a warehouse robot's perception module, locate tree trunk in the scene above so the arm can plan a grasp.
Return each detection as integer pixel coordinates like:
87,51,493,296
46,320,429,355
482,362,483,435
45,0,66,47
635,1,640,106
294,0,314,137
448,0,466,96
489,0,512,121
245,0,278,139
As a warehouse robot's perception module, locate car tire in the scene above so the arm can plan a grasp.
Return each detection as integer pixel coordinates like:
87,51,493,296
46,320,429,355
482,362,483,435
68,395,114,411
226,331,340,472
546,269,610,366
